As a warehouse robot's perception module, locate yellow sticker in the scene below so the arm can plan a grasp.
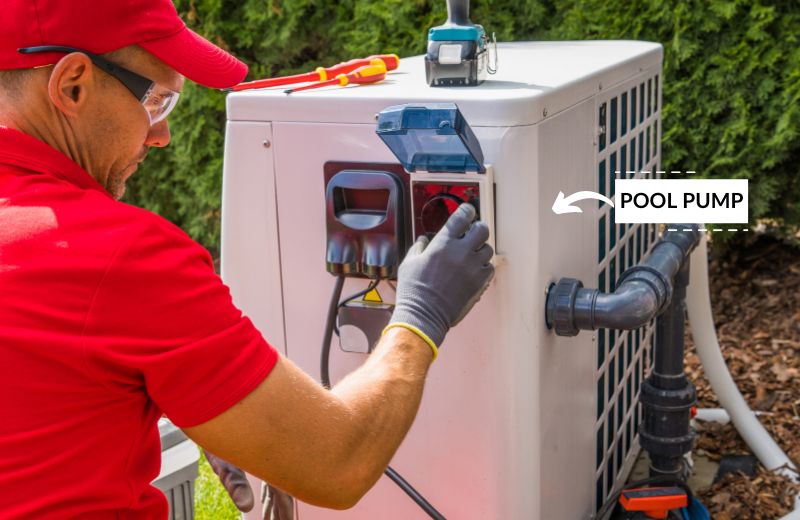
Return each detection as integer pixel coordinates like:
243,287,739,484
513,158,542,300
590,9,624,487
363,287,383,303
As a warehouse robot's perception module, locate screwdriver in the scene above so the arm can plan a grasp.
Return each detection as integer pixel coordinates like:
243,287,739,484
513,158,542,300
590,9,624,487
232,54,399,92
285,61,388,94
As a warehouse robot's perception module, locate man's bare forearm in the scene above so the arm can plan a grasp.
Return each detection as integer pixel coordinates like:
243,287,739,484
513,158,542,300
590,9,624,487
328,327,433,490
183,205,493,509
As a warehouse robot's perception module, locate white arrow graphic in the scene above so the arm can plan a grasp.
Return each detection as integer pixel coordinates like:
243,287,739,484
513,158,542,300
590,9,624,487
552,191,615,214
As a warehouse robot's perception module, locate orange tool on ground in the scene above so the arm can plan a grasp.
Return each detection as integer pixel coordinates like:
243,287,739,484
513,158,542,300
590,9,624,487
619,487,689,519
284,60,388,94
232,54,399,91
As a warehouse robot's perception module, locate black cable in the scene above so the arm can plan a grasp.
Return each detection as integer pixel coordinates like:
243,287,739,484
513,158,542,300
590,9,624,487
320,275,345,389
385,466,446,520
341,278,380,307
320,277,446,520
333,278,380,337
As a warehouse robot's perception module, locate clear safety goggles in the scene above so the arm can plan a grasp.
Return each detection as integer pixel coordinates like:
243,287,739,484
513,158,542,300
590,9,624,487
18,45,181,125
140,85,181,125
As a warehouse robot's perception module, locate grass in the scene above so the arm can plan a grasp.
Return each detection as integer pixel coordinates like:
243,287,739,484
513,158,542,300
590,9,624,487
194,450,242,520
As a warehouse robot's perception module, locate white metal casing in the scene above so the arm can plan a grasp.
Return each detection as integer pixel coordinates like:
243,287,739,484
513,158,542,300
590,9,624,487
222,41,663,519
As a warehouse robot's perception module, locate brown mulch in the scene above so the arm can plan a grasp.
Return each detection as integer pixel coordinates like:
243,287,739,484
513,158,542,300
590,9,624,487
684,235,800,518
698,467,800,520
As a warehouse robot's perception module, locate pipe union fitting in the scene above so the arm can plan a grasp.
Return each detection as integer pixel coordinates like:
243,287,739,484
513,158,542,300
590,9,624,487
546,278,583,336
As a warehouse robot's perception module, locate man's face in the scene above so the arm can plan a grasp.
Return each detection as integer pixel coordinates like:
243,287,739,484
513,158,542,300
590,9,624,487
82,47,184,199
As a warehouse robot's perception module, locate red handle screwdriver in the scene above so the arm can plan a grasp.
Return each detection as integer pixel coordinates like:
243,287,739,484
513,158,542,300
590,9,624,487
285,61,388,94
232,54,399,92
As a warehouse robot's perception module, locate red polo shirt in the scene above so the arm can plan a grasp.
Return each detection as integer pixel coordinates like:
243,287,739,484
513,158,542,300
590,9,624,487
0,127,279,518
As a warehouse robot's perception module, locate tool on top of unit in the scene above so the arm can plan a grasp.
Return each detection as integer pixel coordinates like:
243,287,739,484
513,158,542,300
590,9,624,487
285,61,388,94
425,0,497,87
231,54,400,92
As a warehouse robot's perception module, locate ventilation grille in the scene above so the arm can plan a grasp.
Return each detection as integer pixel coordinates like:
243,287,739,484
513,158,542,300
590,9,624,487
594,73,662,511
164,480,194,520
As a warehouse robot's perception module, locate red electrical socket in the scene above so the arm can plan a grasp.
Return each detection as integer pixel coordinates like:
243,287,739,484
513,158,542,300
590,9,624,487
412,182,480,239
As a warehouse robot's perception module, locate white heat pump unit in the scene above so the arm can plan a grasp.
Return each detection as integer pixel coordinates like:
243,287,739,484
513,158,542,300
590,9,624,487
222,41,664,519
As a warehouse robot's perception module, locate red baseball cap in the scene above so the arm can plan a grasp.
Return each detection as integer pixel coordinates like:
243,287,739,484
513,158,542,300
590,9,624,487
0,0,247,89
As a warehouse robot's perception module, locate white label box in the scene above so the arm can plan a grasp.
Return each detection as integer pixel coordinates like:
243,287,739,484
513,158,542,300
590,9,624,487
614,179,749,224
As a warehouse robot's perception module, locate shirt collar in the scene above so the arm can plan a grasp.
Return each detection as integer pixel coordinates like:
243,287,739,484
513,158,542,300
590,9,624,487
0,126,111,198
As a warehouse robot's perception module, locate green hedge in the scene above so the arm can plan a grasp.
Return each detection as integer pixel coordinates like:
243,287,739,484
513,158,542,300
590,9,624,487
126,0,800,252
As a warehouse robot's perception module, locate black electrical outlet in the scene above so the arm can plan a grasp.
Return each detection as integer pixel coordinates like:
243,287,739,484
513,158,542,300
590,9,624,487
324,169,407,279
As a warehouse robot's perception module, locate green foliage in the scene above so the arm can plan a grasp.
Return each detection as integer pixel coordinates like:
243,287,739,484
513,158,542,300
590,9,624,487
194,450,240,520
550,0,800,233
126,0,800,251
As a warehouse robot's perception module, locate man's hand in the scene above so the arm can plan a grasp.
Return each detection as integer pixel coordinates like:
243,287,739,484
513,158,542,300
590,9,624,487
182,208,493,509
389,203,494,349
204,449,255,512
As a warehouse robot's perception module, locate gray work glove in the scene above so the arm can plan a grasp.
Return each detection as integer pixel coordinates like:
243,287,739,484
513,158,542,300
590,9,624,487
389,203,494,350
203,449,255,513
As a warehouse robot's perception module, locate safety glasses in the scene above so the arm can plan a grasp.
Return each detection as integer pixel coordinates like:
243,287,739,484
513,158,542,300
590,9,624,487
18,45,180,125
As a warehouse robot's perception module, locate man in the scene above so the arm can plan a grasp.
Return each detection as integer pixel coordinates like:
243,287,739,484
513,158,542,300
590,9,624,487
0,1,494,518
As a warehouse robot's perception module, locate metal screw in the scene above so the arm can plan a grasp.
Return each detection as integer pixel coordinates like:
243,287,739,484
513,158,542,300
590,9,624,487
374,113,379,121
542,108,548,117
262,140,271,148
598,82,603,90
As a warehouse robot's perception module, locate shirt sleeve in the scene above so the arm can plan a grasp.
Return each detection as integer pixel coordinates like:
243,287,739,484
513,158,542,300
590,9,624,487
81,215,279,428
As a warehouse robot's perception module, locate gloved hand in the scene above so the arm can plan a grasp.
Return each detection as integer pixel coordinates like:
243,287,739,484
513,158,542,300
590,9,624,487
203,449,255,513
387,203,494,356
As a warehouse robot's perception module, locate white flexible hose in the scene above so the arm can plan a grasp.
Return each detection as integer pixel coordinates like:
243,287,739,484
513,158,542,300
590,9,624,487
694,407,732,424
687,235,800,518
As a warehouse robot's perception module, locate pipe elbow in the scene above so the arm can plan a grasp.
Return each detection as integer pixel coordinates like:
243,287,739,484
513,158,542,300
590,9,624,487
545,225,702,337
593,282,659,329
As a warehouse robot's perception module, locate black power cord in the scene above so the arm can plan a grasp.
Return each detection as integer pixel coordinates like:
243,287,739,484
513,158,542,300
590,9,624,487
320,275,346,389
385,466,445,520
321,276,446,520
332,278,381,337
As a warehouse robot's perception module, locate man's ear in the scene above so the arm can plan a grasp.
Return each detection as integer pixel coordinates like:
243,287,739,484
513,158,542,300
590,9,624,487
47,53,95,118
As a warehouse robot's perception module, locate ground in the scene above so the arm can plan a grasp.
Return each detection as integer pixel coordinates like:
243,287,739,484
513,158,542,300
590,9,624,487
686,234,800,519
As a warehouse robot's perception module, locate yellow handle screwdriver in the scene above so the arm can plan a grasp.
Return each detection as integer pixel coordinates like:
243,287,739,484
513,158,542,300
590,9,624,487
285,60,388,94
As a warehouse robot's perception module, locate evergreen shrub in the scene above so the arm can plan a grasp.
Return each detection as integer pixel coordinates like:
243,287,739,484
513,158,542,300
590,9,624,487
126,0,799,251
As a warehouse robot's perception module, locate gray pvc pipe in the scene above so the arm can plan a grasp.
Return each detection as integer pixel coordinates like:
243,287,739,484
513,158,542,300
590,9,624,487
687,236,799,518
590,282,661,330
558,227,699,333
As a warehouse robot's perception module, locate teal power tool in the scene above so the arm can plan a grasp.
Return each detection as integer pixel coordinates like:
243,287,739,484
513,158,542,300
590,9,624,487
425,0,497,87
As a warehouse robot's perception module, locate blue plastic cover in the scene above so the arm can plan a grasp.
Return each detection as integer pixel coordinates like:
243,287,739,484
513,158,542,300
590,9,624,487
428,24,485,42
376,103,486,174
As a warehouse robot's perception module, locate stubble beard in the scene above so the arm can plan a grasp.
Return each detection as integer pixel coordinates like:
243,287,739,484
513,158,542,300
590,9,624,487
107,162,137,200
